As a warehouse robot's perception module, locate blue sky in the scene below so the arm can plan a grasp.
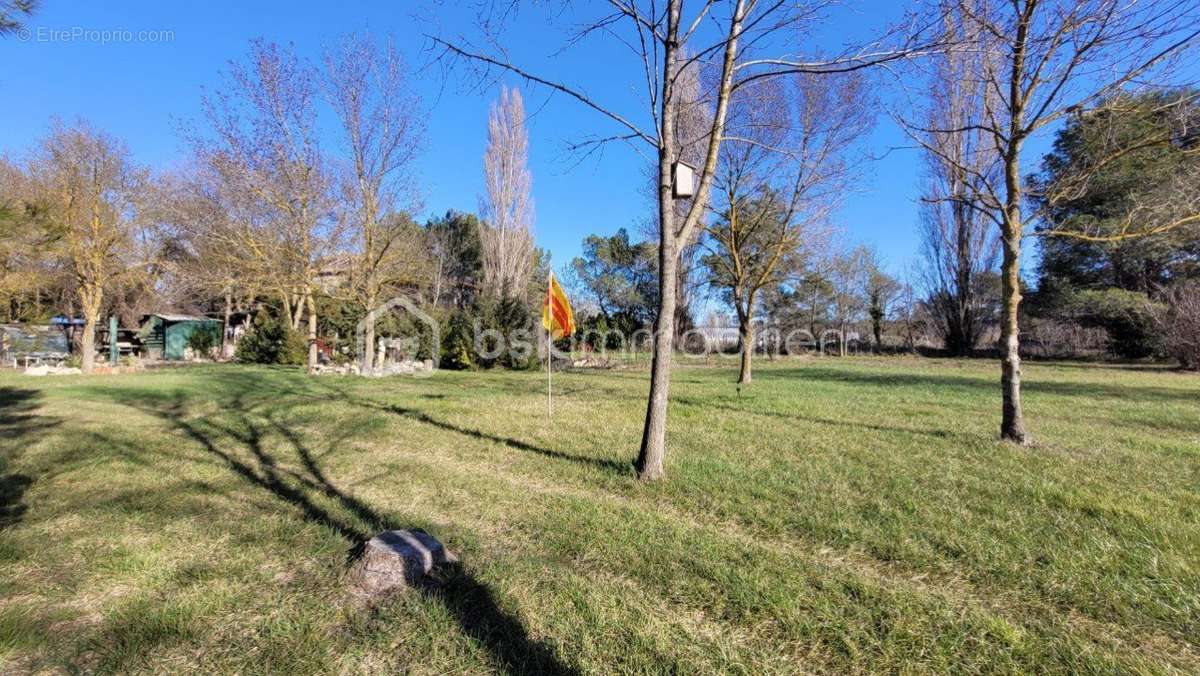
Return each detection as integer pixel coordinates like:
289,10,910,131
0,1,1115,279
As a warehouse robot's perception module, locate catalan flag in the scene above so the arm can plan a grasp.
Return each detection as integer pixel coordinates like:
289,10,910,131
542,272,575,340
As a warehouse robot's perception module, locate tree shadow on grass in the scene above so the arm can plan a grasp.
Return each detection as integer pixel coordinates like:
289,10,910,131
1036,360,1186,375
379,402,630,475
0,386,61,439
0,471,32,529
0,386,61,530
756,366,1200,405
87,383,577,675
673,395,970,443
307,378,630,476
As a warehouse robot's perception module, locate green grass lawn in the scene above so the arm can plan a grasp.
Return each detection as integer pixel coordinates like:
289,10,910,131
1,357,1197,674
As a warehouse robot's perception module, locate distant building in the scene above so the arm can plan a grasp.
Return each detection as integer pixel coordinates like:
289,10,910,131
695,325,742,352
139,314,221,361
314,254,354,294
0,323,71,366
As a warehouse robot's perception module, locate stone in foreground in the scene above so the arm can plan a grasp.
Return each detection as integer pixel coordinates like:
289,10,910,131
349,529,458,595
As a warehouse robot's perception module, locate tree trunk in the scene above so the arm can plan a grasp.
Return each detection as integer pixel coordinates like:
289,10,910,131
999,235,1028,442
673,249,694,349
635,1,682,483
305,289,318,375
997,9,1031,444
290,290,305,332
221,288,232,360
635,0,742,479
80,315,97,373
999,228,1028,443
79,285,102,374
432,254,445,308
738,320,753,384
999,149,1029,443
957,206,973,356
809,292,818,339
279,289,294,329
363,294,377,373
636,238,678,481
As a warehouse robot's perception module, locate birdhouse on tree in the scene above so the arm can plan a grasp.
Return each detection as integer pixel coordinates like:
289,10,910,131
672,161,695,199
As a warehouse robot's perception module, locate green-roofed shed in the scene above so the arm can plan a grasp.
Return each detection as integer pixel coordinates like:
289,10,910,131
139,314,221,361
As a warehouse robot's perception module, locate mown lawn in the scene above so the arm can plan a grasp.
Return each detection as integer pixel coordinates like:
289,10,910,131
0,358,1197,674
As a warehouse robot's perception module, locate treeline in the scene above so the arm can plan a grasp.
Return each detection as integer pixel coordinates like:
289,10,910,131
5,48,1194,378
0,37,546,373
918,86,1200,368
567,228,914,355
565,88,1200,372
1025,91,1200,368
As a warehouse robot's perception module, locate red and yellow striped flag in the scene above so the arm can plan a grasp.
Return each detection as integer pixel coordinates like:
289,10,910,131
542,272,575,340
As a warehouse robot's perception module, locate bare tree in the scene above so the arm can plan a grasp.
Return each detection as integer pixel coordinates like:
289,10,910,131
894,271,925,352
480,86,535,301
152,164,261,357
426,209,483,310
864,255,901,349
25,121,143,372
704,71,867,383
433,2,940,480
197,40,340,374
827,245,870,357
1157,279,1200,370
915,6,1000,355
904,0,1200,443
325,34,426,372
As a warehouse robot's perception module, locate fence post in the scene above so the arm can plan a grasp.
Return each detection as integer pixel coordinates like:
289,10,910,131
109,315,118,365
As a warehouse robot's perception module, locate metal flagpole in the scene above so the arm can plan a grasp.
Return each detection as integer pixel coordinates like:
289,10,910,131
547,270,553,419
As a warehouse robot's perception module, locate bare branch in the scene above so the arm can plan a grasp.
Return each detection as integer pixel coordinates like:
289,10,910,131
426,34,657,146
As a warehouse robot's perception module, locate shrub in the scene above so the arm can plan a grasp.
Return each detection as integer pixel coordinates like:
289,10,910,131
439,311,474,370
1068,289,1163,359
186,324,220,358
477,295,536,370
1157,281,1200,370
280,329,308,365
1023,318,1107,359
236,310,307,366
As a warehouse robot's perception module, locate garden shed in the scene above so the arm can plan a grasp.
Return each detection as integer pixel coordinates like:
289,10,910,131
139,314,221,361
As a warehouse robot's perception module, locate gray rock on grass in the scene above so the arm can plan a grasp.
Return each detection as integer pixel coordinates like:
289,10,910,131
349,529,458,595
